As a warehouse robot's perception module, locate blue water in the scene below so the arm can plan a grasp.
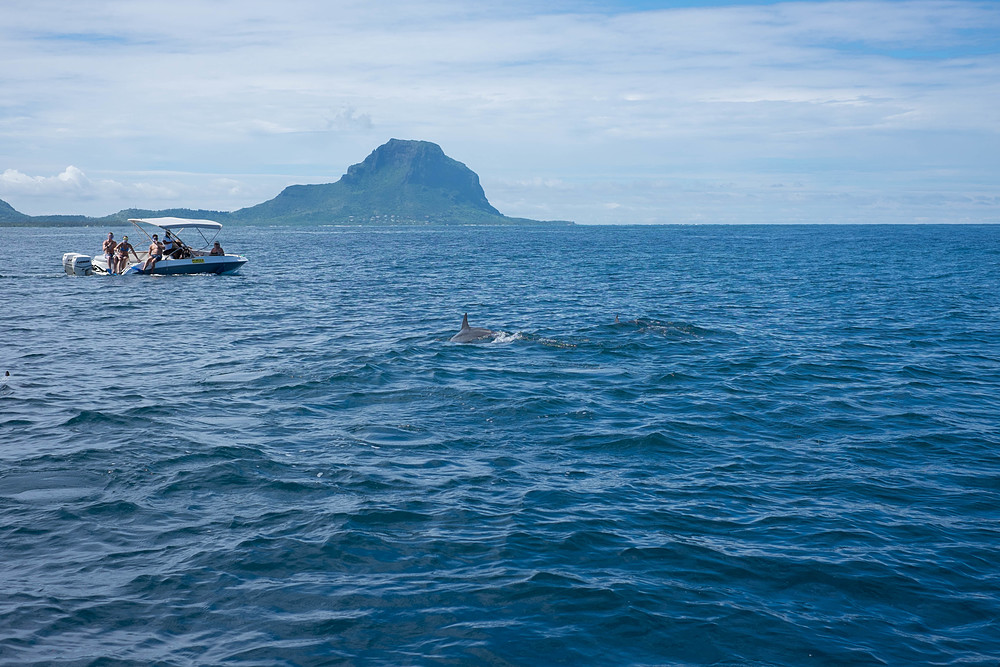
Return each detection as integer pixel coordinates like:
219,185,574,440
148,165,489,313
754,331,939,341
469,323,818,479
2,224,1000,665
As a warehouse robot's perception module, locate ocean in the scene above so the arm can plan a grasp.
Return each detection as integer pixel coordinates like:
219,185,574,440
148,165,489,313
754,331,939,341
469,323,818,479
2,223,999,665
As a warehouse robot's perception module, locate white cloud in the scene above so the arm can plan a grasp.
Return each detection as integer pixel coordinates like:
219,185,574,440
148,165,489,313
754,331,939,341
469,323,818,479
1,166,94,196
0,166,276,215
326,107,374,132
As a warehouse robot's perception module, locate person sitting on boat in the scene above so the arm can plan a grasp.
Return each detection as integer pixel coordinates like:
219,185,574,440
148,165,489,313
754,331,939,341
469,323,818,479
174,237,192,259
164,231,192,259
209,241,225,256
162,232,177,257
114,235,137,274
141,234,164,273
102,232,117,274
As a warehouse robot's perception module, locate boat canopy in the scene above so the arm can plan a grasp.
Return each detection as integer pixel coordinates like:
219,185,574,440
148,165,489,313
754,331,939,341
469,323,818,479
128,217,223,231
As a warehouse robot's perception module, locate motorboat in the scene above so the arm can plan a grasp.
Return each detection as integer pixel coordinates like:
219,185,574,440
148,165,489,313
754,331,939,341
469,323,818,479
64,217,247,276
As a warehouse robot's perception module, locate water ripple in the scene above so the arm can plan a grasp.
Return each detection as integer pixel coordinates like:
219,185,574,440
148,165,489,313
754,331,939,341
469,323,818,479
2,224,1000,664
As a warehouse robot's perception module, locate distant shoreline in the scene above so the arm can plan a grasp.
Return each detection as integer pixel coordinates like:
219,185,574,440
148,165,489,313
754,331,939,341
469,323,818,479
0,219,575,229
4,220,995,229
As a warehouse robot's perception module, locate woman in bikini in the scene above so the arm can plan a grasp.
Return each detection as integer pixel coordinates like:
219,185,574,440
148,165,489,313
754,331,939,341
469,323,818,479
115,235,136,273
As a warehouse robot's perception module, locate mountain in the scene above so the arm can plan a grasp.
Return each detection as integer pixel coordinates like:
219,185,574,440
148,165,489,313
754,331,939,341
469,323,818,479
0,198,91,226
0,140,571,226
0,198,32,224
233,139,561,225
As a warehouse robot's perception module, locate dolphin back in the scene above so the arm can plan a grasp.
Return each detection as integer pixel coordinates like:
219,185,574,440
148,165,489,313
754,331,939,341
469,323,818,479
450,313,494,342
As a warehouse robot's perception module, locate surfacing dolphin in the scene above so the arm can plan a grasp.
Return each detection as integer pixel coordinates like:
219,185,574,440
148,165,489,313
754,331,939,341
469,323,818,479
450,313,495,343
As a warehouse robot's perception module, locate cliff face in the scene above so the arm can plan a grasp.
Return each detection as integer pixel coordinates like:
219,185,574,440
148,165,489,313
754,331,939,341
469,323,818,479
340,139,500,215
234,139,515,224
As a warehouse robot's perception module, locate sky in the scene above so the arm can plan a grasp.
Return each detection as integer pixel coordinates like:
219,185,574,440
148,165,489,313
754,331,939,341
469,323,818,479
1,0,998,224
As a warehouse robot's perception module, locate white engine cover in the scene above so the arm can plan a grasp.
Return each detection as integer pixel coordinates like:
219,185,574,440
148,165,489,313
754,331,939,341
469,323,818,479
62,252,93,276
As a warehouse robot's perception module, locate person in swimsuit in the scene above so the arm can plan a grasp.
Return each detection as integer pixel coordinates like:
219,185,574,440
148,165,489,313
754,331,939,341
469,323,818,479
114,235,136,274
102,233,117,274
209,241,224,256
141,234,164,273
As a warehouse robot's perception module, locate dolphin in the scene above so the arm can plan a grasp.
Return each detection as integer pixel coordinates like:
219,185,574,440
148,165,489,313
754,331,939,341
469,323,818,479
450,313,495,343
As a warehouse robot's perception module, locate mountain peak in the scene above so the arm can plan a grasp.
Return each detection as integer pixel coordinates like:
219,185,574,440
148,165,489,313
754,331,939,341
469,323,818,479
236,138,527,224
339,139,500,215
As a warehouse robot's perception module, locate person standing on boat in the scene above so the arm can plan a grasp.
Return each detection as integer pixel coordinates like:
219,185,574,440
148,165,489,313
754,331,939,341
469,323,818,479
114,235,137,274
141,234,164,273
102,233,117,274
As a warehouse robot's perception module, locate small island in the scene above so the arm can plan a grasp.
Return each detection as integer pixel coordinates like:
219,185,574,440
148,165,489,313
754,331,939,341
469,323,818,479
0,140,572,227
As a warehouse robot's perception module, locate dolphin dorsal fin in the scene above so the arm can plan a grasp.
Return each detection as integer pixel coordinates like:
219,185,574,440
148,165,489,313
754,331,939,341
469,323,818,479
461,313,469,329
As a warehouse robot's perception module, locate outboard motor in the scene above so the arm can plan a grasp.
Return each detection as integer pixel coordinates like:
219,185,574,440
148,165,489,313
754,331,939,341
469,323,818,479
62,253,93,276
